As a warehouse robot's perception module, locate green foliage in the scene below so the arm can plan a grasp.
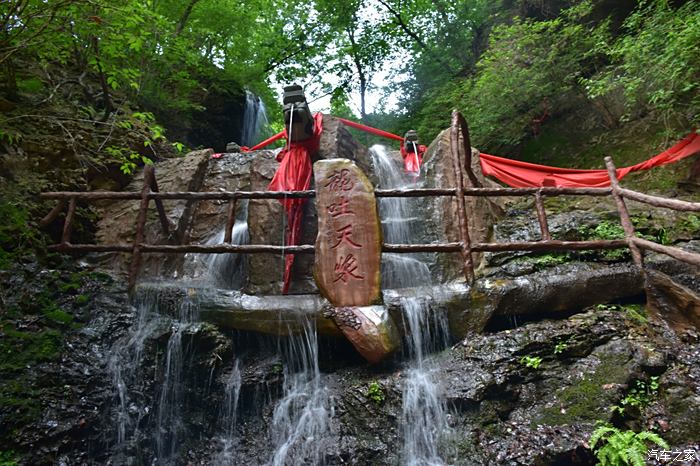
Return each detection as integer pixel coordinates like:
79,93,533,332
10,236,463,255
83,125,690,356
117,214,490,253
554,340,568,355
366,381,385,405
581,1,700,129
0,202,42,270
579,221,628,260
531,253,570,271
595,304,648,325
519,355,542,370
680,214,700,233
612,377,659,416
0,326,63,373
0,450,19,466
590,424,668,466
428,1,610,148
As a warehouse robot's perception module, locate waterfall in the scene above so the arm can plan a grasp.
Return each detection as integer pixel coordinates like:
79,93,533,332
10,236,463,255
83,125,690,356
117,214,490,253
182,200,249,289
370,145,451,465
204,200,249,289
400,298,451,466
212,360,242,466
268,317,333,466
154,294,198,461
241,91,269,147
108,288,201,464
369,145,431,289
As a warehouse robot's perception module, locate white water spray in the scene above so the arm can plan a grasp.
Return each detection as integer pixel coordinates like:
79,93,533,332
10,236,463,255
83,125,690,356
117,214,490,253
369,144,431,288
268,317,333,466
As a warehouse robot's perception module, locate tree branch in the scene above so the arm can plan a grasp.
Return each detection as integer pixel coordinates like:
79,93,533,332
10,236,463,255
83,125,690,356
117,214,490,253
375,0,455,73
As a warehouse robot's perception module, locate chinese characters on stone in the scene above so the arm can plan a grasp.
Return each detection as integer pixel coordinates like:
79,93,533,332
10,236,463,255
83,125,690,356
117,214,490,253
325,169,365,284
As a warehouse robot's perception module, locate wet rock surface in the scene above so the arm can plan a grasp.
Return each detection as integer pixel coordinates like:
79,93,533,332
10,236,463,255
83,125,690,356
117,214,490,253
176,306,700,466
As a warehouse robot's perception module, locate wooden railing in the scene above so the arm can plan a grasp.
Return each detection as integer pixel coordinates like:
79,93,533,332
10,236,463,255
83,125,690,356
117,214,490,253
39,111,700,292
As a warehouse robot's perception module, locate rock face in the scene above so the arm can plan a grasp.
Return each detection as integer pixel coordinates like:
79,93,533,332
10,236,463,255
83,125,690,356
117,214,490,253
316,115,373,175
94,149,213,278
313,159,382,306
420,129,504,282
646,269,700,333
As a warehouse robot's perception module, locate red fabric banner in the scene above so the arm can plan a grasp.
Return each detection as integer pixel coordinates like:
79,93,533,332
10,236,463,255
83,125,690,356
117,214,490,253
480,131,700,188
268,113,323,294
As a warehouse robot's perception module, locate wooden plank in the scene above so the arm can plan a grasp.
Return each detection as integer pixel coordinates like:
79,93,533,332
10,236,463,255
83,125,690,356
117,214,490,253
60,197,76,244
39,199,67,227
141,244,315,254
534,191,551,241
472,239,628,252
224,199,237,244
456,112,481,187
128,165,153,292
149,168,170,237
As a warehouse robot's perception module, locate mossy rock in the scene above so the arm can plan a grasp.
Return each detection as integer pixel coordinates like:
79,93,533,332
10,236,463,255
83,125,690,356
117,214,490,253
536,344,634,426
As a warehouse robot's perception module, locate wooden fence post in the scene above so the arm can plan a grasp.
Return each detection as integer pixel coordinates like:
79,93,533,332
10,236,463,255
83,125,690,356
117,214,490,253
451,110,475,284
128,165,154,293
60,197,77,245
605,156,644,268
534,190,551,241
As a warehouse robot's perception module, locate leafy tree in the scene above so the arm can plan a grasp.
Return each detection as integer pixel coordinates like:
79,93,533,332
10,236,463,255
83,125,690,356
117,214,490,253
580,0,700,131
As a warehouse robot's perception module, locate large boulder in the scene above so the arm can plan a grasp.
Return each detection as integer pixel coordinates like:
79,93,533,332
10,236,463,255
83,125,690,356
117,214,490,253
93,149,212,278
420,129,504,282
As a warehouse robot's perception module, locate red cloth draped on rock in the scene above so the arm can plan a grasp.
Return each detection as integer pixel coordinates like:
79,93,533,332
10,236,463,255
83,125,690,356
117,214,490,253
480,131,700,188
268,113,323,294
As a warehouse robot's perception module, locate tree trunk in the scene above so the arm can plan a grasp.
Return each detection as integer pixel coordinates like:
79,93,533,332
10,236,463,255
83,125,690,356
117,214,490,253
175,0,201,36
3,58,18,101
92,36,114,119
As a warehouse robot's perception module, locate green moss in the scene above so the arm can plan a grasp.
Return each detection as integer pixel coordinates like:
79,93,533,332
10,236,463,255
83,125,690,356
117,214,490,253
74,294,90,306
0,202,36,270
0,326,63,372
0,379,44,426
518,253,571,271
58,282,80,294
596,304,648,325
17,77,44,94
537,352,630,426
43,309,74,325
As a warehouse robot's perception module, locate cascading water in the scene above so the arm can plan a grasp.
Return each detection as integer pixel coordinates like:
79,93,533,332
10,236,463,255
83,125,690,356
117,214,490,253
182,200,249,289
268,317,333,466
369,145,431,288
241,91,269,147
212,360,242,466
370,145,452,465
154,301,193,461
400,297,452,466
109,202,249,464
108,288,201,464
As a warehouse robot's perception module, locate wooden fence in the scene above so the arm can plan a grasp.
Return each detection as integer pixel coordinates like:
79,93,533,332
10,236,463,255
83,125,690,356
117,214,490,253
39,111,700,292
